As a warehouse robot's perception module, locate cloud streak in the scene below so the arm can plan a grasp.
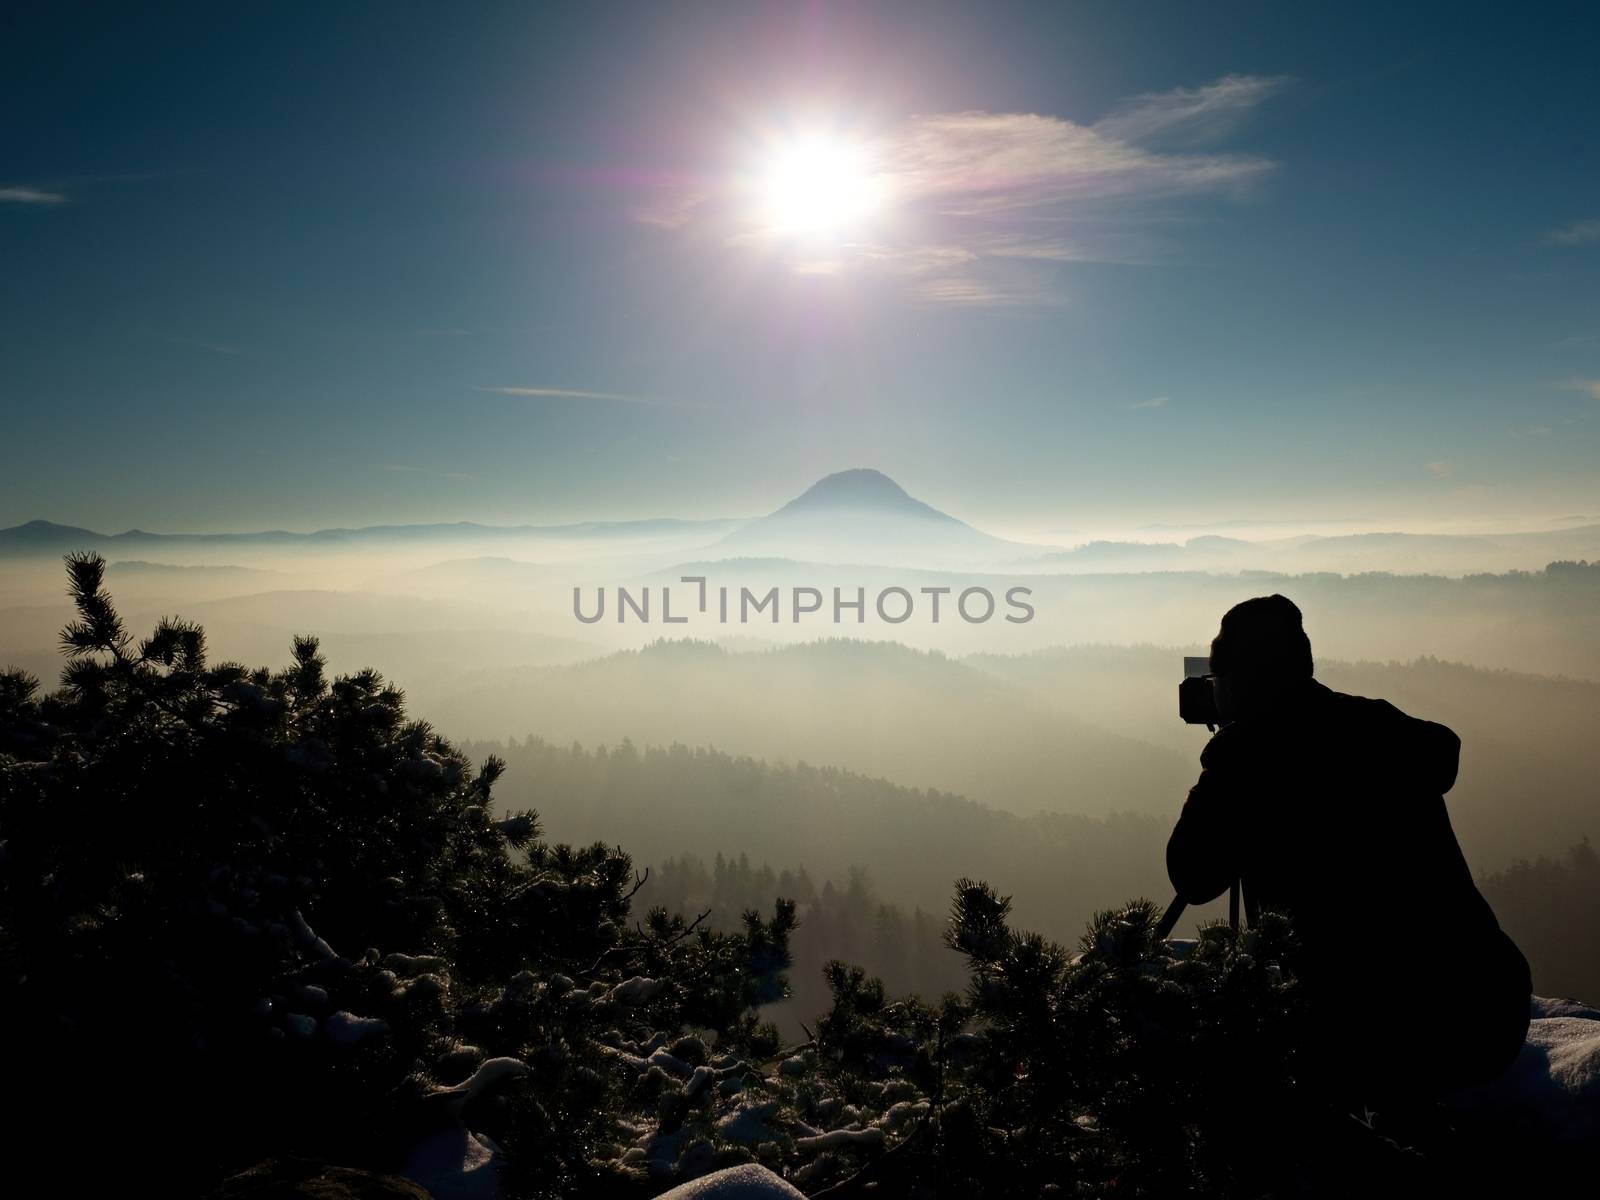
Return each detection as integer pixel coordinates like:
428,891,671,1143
1093,75,1290,146
1,169,195,208
0,186,67,206
1543,218,1600,247
886,108,1273,219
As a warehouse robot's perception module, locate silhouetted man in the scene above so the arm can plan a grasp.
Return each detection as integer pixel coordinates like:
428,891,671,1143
1167,595,1530,1109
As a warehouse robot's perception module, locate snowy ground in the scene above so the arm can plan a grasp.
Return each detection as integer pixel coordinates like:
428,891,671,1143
1447,995,1600,1142
656,1164,806,1199
393,989,1599,1199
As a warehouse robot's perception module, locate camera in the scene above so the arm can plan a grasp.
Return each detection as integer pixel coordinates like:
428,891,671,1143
1179,655,1221,726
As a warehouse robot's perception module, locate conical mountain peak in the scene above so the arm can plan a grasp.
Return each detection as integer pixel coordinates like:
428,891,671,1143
772,469,950,521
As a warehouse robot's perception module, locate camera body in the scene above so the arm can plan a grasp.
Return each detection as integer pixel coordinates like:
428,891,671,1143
1179,655,1221,726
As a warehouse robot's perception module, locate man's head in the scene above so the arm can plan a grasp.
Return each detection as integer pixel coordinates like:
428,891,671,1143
1209,594,1313,722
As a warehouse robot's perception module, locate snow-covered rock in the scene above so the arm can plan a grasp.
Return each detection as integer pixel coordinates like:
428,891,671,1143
653,1163,806,1199
403,1127,507,1200
608,976,665,1005
293,984,329,1008
684,1065,715,1097
678,1138,716,1179
1448,996,1600,1142
795,1127,884,1153
643,1129,689,1178
718,1100,782,1143
648,1047,695,1077
324,1010,388,1045
431,1056,529,1107
1532,996,1600,1022
288,908,339,961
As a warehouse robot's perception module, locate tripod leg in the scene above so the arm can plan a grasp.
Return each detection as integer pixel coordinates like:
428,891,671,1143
1156,895,1188,941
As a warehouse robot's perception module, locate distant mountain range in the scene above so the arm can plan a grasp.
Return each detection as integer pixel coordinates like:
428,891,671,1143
6,468,1599,573
0,469,1049,568
0,516,745,557
1043,525,1600,574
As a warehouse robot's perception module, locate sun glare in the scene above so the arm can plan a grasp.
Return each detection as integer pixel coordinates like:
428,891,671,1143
754,134,886,236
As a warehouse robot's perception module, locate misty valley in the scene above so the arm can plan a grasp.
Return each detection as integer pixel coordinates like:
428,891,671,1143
5,470,1598,1042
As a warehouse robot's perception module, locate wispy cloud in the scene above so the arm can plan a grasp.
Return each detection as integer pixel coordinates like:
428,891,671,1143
1123,395,1170,410
910,276,1042,307
1094,75,1290,146
1557,377,1600,400
1424,461,1453,478
2,169,195,208
1543,218,1600,247
481,386,664,406
975,235,1093,262
638,75,1283,307
887,107,1273,219
0,186,67,206
858,243,979,275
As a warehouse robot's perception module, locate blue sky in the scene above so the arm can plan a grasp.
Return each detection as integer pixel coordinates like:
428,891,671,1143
2,0,1598,536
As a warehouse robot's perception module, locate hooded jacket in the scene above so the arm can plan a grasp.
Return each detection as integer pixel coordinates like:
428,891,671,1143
1167,678,1530,1093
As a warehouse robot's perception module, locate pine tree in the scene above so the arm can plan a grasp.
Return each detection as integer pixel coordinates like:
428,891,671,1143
0,554,797,1197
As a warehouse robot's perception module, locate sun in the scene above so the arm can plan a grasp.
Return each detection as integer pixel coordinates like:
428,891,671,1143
753,133,887,237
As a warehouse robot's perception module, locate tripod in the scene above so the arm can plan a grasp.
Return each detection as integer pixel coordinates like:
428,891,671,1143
1155,878,1254,940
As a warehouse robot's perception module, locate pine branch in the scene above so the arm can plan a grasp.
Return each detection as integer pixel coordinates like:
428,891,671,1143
664,907,711,946
622,866,650,904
